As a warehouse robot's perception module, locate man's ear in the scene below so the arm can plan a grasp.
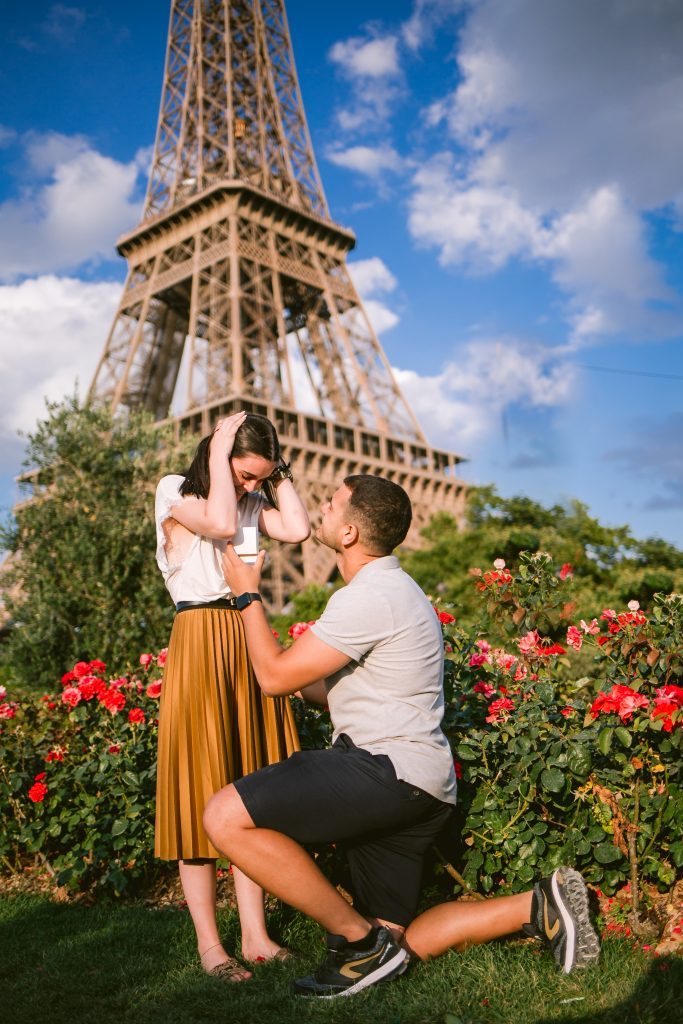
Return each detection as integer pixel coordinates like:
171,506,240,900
340,522,359,548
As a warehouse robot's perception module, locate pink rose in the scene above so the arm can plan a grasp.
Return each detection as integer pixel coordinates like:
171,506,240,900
156,648,168,667
517,630,540,654
139,653,154,669
146,680,162,699
566,626,582,651
61,687,82,708
580,618,600,635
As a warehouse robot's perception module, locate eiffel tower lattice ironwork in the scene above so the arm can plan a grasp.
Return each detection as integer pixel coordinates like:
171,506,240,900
90,0,467,609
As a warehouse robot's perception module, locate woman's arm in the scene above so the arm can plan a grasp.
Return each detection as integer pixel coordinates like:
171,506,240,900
260,477,311,543
171,413,246,538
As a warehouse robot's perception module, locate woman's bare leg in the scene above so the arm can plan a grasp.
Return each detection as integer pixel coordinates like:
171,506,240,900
405,891,533,960
178,859,252,978
232,866,287,961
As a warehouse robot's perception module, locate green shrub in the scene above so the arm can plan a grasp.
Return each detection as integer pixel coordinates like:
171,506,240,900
0,552,681,902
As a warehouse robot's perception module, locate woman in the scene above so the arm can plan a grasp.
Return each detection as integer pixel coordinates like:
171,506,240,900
154,411,310,981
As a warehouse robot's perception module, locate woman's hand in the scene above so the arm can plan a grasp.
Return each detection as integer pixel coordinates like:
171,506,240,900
211,412,247,457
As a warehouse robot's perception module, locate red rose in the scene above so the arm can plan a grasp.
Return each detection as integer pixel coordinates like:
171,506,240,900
45,749,65,762
78,676,106,701
34,771,47,781
0,702,17,719
288,621,315,639
438,611,456,625
61,671,76,685
146,680,162,699
99,686,126,714
73,661,91,678
107,744,121,755
128,708,146,724
88,659,106,673
28,781,48,803
559,563,574,580
453,759,463,780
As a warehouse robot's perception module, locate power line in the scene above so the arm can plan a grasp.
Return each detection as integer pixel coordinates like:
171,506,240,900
578,364,683,382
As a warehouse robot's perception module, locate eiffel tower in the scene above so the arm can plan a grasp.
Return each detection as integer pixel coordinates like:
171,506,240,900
90,0,467,609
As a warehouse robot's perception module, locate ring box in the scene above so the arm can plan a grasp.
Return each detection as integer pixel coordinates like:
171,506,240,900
232,525,259,564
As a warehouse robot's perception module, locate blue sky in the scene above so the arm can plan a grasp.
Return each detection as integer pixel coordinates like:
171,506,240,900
1,0,682,546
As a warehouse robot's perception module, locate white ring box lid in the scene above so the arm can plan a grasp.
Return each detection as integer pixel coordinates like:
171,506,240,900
232,525,259,564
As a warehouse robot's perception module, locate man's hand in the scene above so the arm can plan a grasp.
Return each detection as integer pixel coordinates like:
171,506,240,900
223,542,266,595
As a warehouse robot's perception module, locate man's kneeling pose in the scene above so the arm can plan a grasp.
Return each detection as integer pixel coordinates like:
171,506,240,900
204,475,599,997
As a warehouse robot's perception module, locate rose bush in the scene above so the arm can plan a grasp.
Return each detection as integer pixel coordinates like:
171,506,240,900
0,654,165,894
0,559,681,906
439,553,682,903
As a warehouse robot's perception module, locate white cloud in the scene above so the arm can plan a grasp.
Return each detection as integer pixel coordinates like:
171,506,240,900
348,256,399,335
348,257,397,296
409,158,542,271
402,0,465,51
0,276,120,471
327,31,405,132
0,131,147,280
441,0,683,211
329,35,400,79
409,0,683,344
327,144,404,179
408,158,679,345
362,299,400,335
394,336,575,449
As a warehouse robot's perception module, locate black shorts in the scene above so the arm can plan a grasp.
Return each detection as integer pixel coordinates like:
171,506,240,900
233,734,454,926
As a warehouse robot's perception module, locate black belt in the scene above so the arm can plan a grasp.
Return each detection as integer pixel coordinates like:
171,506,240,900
175,598,238,613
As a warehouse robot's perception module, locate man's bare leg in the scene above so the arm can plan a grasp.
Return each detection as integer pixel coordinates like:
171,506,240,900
204,784,372,941
405,891,533,959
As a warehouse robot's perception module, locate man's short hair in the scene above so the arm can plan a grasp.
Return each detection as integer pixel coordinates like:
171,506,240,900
343,475,412,555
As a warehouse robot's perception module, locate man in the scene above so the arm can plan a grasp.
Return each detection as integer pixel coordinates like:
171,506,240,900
205,474,599,997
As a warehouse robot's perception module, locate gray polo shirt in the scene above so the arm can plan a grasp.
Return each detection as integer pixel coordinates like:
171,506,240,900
310,556,457,806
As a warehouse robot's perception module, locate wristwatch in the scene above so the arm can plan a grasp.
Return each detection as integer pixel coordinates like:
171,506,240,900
269,460,293,484
234,592,263,611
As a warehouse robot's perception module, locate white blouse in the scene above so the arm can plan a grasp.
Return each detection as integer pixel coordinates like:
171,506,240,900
155,474,266,605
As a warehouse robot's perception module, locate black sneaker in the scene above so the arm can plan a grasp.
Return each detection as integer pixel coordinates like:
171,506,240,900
292,926,409,998
524,867,601,973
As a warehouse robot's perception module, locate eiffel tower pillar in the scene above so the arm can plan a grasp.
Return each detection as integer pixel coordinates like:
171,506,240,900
90,0,467,610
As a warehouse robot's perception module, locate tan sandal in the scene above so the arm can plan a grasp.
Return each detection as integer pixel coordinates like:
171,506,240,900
248,947,293,965
207,956,252,982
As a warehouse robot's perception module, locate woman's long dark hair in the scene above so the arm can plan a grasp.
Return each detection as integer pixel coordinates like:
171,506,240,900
180,414,280,499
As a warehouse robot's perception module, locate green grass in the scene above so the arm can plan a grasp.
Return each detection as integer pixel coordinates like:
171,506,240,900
2,895,680,1024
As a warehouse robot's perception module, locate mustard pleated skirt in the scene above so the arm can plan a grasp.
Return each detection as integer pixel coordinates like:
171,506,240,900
154,607,300,859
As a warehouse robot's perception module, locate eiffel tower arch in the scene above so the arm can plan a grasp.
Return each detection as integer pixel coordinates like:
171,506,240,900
90,0,467,609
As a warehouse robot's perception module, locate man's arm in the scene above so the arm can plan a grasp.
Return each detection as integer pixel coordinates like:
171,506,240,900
222,545,350,696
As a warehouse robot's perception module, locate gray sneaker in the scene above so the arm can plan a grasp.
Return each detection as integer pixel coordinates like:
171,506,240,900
524,867,601,973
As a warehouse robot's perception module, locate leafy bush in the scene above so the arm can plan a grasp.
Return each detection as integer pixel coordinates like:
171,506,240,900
0,554,681,904
0,397,188,689
440,553,682,898
0,654,165,894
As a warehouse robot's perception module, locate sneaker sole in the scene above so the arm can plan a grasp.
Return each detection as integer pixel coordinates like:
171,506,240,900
320,946,409,999
552,868,601,973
